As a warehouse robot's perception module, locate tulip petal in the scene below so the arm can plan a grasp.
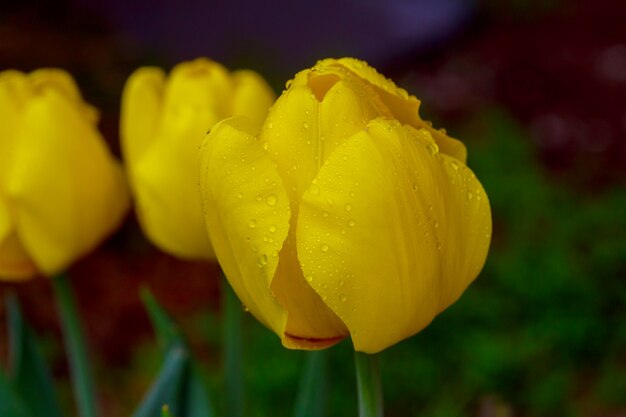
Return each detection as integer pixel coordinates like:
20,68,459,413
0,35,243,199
231,70,275,128
329,58,467,163
0,230,37,281
0,71,36,280
259,79,382,348
120,67,165,168
200,116,289,338
0,71,31,181
165,59,233,120
8,89,129,276
298,118,491,353
131,95,218,259
259,85,321,201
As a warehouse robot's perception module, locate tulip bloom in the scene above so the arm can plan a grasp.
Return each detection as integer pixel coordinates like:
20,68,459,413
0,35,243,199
0,69,129,281
200,58,491,353
121,58,275,259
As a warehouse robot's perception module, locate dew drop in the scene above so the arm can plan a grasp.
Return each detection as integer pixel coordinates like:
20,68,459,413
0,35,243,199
257,254,268,267
427,143,439,155
322,211,329,217
321,244,329,252
269,224,277,233
248,219,256,228
339,293,347,302
434,220,439,228
306,275,314,282
237,192,243,199
344,203,352,211
310,184,320,195
256,195,263,202
449,160,459,171
339,280,345,287
303,122,309,129
263,142,270,151
266,194,277,206
348,219,356,227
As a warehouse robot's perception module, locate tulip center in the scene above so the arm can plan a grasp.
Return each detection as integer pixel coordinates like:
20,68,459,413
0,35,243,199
308,73,341,102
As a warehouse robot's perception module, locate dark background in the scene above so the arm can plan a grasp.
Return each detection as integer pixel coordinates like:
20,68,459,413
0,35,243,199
1,0,626,416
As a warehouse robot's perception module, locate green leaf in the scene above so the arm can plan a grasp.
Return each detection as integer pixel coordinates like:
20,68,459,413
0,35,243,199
293,350,329,417
52,274,98,417
183,364,214,417
0,370,32,417
140,288,184,352
6,294,62,417
136,291,214,417
133,343,189,417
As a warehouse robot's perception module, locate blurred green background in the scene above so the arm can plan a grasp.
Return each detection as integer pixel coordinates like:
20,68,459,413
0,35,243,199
1,0,625,416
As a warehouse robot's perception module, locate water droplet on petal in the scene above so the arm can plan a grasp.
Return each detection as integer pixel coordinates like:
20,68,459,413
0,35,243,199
344,203,352,211
321,244,329,252
266,194,277,206
303,122,309,129
257,254,268,267
248,219,256,228
339,293,347,302
269,224,277,233
237,192,243,199
306,275,313,282
427,143,439,155
347,219,356,227
310,184,320,195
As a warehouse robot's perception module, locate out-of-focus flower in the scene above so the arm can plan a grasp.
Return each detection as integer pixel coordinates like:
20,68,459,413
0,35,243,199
121,58,275,259
200,58,491,353
0,69,130,281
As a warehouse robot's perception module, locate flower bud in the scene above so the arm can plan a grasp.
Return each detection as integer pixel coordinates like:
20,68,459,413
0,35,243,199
121,58,275,259
0,69,129,280
200,58,491,353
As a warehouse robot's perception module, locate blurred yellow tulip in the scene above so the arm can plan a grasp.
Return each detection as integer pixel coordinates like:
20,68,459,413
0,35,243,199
200,58,492,353
121,58,275,259
0,69,130,281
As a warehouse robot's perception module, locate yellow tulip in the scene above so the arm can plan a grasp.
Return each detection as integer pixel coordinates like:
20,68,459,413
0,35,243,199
200,58,491,353
0,69,130,281
121,58,275,259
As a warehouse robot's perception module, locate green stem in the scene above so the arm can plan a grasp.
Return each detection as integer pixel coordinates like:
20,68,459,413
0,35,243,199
294,350,328,417
354,351,383,417
223,275,244,417
52,274,98,417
